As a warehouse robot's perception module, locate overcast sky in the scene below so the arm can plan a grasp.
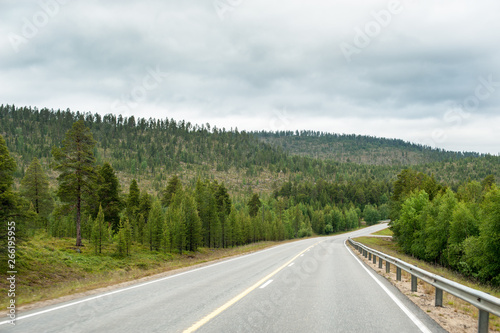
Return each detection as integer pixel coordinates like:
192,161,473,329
1,0,499,154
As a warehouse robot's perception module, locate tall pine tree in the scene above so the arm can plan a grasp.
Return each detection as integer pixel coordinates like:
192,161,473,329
52,120,97,247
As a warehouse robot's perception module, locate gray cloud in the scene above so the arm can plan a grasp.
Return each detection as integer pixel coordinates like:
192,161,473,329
1,0,499,154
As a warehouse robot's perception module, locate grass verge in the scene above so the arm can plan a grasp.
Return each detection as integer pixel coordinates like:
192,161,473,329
0,232,283,311
370,228,393,236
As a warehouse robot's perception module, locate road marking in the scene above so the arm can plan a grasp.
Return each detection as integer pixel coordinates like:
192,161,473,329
344,241,433,333
300,254,304,257
288,263,295,267
183,241,323,333
259,279,273,289
0,240,301,326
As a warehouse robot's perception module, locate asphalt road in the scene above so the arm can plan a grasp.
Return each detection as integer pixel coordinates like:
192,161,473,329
1,223,447,333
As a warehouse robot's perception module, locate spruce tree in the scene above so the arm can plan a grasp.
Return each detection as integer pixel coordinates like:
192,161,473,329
123,217,132,255
91,204,105,254
248,193,262,218
52,120,97,247
162,175,181,207
184,191,202,252
21,157,53,219
147,200,164,251
127,179,140,219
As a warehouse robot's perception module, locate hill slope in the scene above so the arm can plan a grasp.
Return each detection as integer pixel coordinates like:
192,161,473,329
1,104,498,194
254,130,484,166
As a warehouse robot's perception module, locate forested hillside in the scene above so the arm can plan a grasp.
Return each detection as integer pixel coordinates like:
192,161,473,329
1,104,499,298
255,130,484,165
1,105,498,196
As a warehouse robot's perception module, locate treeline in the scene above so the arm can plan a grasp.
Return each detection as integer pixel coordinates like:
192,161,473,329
390,169,500,285
0,104,290,183
255,130,484,165
2,105,499,194
1,120,386,260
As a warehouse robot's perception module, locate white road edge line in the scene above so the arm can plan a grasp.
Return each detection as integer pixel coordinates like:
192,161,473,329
259,279,273,289
0,240,310,326
344,240,433,333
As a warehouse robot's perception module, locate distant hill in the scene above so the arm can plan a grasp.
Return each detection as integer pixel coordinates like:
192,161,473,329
254,130,483,166
1,105,498,194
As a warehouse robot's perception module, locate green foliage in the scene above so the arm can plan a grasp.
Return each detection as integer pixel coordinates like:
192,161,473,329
464,186,500,284
424,189,457,265
162,175,181,207
52,120,97,246
0,133,19,224
256,130,485,166
0,134,20,270
390,169,444,221
392,170,500,285
363,204,380,225
183,191,203,252
91,205,107,254
127,179,140,219
391,190,430,256
1,105,499,285
247,193,261,218
116,217,132,256
147,200,164,251
97,163,121,233
21,157,53,220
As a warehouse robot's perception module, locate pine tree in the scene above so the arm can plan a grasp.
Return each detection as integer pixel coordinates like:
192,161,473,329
52,120,97,247
97,163,121,233
20,157,53,220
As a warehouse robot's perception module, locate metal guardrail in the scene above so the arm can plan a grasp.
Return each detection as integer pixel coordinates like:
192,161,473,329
348,238,500,333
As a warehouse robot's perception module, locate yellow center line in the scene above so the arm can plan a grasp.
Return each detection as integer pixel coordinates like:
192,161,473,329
183,241,323,333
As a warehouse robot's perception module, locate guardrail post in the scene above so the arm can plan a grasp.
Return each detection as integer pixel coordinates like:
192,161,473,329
435,288,443,307
379,258,383,269
368,252,372,260
478,309,489,333
396,267,401,281
386,262,390,273
373,255,376,264
411,275,417,292
364,250,367,258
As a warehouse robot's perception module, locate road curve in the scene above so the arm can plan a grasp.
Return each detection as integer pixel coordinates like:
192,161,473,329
2,224,446,333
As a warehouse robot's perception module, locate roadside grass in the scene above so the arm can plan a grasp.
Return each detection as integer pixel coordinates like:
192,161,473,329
0,224,373,311
353,236,500,331
0,232,281,309
370,228,393,236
